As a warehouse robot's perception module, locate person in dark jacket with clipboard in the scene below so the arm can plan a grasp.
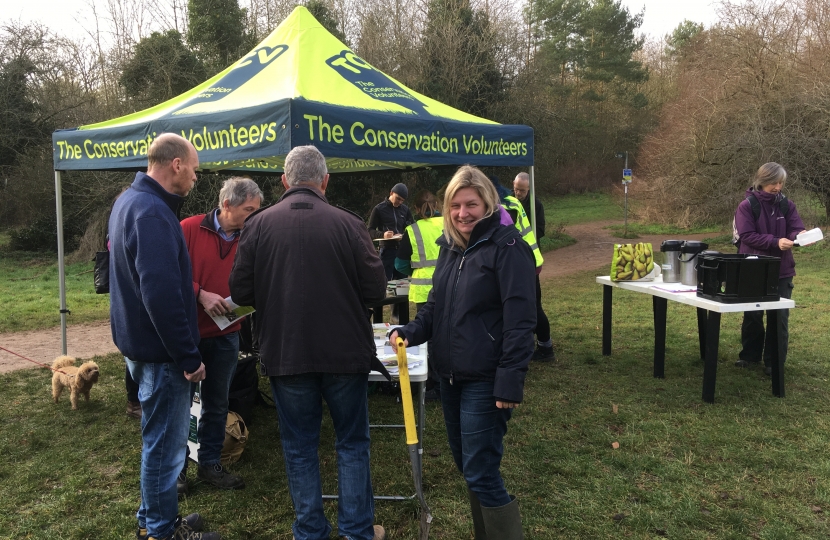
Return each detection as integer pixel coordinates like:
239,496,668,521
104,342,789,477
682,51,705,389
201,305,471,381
390,165,535,540
367,183,415,279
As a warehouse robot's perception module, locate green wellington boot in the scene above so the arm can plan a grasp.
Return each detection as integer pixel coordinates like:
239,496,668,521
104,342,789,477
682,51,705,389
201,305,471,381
468,488,488,540
480,495,523,540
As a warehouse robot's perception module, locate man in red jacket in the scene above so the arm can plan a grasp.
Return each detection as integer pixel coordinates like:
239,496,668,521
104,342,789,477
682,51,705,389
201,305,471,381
179,176,263,492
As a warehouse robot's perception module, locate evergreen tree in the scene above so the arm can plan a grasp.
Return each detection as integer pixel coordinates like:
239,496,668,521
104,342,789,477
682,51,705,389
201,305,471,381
187,0,249,73
305,0,348,45
665,20,704,59
120,30,207,107
0,56,42,169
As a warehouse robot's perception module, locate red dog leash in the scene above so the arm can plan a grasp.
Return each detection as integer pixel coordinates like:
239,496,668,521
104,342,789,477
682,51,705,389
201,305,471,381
0,345,70,374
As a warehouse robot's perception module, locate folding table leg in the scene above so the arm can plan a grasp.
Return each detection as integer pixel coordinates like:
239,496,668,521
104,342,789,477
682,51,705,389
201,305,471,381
702,310,721,403
652,296,667,378
602,285,612,356
768,310,785,398
696,308,707,360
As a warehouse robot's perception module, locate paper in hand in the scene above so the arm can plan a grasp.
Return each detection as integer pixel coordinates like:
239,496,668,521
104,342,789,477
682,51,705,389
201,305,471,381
207,296,255,330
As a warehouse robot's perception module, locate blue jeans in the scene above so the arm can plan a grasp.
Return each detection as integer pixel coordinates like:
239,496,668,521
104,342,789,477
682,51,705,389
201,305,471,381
269,373,375,540
126,358,191,538
439,378,512,508
193,332,239,465
740,277,793,367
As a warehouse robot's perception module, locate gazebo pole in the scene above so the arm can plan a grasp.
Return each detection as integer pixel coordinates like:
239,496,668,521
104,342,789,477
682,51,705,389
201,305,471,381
55,170,68,355
529,166,537,236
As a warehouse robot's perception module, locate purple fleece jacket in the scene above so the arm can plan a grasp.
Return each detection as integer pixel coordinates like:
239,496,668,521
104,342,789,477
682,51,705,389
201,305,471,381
734,188,805,279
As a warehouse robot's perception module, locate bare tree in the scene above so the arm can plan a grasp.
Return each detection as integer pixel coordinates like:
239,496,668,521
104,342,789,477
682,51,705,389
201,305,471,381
638,0,830,226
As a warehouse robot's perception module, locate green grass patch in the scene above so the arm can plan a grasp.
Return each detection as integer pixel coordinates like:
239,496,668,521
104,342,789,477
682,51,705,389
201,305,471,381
0,247,110,333
540,231,577,252
540,222,578,253
3,243,830,538
541,192,624,226
607,223,724,238
534,191,622,252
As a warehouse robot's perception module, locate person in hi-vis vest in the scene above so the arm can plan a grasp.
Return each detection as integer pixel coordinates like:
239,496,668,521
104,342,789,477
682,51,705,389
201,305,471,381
396,190,443,399
490,175,554,362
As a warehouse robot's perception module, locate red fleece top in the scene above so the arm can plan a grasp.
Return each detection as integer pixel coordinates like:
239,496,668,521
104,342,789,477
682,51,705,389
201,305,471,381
181,210,241,339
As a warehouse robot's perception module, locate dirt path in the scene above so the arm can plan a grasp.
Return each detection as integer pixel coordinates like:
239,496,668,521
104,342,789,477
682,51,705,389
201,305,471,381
0,220,715,374
0,320,119,374
539,220,713,280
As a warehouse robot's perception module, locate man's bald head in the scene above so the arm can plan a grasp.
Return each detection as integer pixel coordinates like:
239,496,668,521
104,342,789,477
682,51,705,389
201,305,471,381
513,172,530,201
148,133,194,168
146,133,199,197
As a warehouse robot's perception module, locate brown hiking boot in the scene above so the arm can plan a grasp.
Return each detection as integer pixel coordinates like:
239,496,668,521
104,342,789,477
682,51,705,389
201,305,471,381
126,401,142,419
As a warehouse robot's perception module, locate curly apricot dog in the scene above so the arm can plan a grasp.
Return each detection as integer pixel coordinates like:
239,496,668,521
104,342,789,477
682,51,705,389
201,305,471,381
51,356,100,410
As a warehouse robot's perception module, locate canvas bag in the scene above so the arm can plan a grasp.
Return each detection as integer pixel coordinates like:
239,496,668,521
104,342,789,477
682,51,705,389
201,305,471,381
221,411,249,466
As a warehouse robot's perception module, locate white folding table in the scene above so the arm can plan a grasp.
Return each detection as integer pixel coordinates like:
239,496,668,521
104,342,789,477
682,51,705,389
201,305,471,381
597,275,794,403
363,325,428,500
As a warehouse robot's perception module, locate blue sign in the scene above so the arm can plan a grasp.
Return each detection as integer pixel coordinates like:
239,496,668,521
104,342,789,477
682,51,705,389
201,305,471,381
622,169,632,183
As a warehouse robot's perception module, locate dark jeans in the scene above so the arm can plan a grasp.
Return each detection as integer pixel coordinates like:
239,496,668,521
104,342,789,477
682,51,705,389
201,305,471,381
193,332,239,465
439,378,513,508
380,246,404,281
535,274,551,343
126,364,139,402
269,372,375,540
739,277,793,367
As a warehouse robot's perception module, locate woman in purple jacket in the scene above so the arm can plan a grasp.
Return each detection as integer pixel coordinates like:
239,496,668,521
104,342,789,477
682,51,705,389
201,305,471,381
734,162,804,375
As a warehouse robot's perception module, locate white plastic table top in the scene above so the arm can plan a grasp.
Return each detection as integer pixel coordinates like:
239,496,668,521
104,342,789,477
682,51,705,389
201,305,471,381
596,275,795,312
369,324,428,382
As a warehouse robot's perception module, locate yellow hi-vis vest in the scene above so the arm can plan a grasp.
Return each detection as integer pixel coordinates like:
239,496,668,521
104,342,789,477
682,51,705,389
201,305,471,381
503,195,544,267
405,216,443,303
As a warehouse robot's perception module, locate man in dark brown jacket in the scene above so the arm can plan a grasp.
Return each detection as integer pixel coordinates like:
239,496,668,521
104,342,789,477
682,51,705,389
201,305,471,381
229,145,388,540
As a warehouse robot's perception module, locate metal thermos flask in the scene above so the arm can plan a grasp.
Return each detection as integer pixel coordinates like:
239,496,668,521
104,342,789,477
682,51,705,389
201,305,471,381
678,241,709,286
660,240,683,283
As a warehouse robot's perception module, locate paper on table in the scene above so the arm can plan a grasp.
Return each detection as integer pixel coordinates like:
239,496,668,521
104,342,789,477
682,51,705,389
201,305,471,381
652,284,698,293
380,357,424,375
208,296,255,330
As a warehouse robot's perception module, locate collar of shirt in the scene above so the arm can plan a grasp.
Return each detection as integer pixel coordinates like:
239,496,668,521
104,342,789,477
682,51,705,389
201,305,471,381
213,209,238,241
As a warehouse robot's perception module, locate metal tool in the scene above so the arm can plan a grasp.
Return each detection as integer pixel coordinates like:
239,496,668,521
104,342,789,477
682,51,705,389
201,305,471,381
396,337,433,539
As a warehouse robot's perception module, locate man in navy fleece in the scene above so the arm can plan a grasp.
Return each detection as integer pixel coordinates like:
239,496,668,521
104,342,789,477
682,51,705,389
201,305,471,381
109,133,220,540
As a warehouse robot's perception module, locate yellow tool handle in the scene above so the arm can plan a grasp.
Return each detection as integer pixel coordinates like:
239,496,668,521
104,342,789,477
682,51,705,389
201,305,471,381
396,337,418,445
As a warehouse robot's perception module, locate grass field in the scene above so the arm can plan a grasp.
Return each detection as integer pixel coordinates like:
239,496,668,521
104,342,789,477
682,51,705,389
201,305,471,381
2,198,830,539
542,192,624,226
536,193,625,253
607,223,724,238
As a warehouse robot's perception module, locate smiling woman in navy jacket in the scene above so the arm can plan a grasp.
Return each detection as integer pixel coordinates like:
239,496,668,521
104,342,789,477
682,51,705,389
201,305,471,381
390,165,535,540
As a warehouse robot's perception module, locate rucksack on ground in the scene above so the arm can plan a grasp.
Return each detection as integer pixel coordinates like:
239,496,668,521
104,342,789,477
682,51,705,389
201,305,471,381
732,192,790,250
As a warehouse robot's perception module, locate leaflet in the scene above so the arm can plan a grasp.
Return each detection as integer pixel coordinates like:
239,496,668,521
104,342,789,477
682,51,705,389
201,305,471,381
207,296,255,330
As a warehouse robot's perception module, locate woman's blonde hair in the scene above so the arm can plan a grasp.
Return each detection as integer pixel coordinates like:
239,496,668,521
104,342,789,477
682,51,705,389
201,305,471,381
442,165,500,249
753,162,787,191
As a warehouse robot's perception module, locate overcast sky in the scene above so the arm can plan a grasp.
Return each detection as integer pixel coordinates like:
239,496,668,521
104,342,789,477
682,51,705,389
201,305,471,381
620,0,724,39
6,0,728,43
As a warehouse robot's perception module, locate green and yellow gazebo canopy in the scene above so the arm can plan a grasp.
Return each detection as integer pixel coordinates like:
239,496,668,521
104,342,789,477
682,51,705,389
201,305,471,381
52,6,533,174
